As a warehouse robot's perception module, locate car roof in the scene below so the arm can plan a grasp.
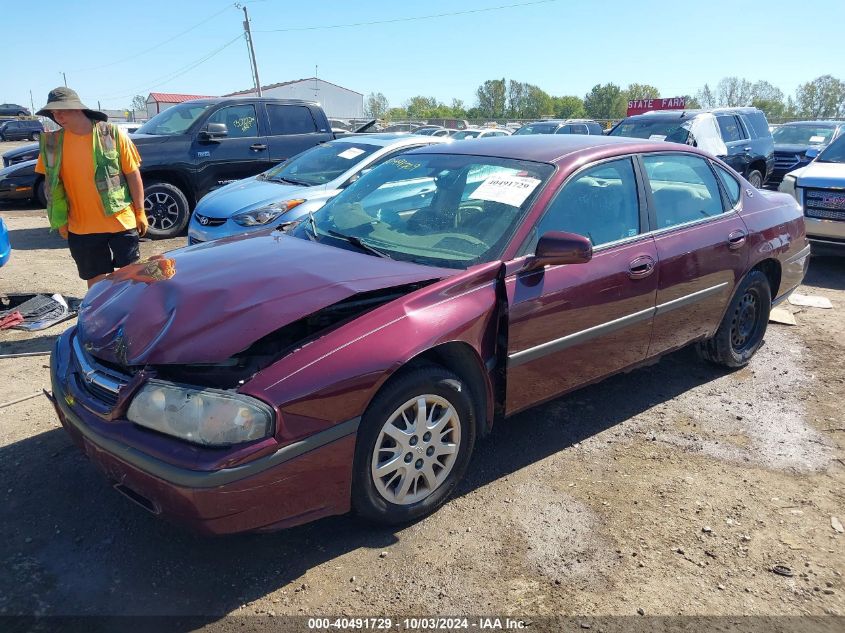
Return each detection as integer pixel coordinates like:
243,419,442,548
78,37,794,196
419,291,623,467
631,107,764,120
778,120,842,127
407,134,666,163
330,133,447,147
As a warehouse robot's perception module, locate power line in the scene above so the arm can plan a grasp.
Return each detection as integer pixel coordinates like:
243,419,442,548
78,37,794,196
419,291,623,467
256,0,558,33
100,34,243,101
70,3,235,72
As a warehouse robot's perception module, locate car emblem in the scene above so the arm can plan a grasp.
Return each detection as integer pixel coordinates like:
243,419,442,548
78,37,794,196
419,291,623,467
198,216,210,226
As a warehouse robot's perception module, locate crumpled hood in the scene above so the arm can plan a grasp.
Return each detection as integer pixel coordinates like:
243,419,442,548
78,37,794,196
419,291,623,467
794,162,845,188
196,177,312,218
78,233,451,366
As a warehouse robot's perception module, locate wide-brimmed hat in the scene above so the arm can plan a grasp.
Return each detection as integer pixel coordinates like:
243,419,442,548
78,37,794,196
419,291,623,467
36,87,107,123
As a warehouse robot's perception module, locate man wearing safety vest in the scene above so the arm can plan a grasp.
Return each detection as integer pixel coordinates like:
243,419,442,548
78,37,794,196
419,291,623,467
35,87,148,288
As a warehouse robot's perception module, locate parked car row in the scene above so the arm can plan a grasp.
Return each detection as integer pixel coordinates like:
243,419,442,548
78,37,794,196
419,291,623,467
0,119,44,141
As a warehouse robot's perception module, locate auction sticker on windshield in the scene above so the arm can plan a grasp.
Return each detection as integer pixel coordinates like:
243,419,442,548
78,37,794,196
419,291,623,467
810,136,826,143
338,147,366,160
469,175,540,207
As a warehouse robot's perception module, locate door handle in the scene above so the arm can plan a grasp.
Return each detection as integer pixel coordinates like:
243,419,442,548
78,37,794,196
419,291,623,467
250,143,268,151
743,146,752,152
628,255,656,279
727,229,747,249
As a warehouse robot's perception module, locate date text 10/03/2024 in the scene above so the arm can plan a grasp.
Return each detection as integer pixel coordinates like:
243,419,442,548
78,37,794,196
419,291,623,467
307,617,528,630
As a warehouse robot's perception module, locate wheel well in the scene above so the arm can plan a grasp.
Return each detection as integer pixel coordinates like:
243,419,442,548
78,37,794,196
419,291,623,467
748,160,767,178
401,343,493,439
753,258,781,298
141,171,196,209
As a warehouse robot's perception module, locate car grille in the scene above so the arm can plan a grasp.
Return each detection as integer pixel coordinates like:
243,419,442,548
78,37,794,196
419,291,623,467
71,336,129,408
774,153,800,172
193,213,227,227
804,188,845,222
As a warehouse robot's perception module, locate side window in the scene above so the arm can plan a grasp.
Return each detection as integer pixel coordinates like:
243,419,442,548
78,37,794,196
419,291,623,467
717,116,744,143
536,158,640,247
571,124,589,134
643,154,725,228
554,125,573,135
713,163,741,207
587,123,603,135
206,105,258,138
267,105,319,135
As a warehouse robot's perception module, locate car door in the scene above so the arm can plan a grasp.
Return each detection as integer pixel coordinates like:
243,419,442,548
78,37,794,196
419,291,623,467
192,103,269,195
717,114,750,176
265,103,333,166
640,152,748,356
505,156,658,414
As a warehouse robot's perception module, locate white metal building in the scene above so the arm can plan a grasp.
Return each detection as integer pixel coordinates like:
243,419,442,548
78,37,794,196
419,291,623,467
145,92,215,119
224,78,363,119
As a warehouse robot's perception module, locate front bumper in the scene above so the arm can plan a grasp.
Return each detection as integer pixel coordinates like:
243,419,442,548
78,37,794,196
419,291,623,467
0,176,37,201
50,329,357,534
806,217,845,256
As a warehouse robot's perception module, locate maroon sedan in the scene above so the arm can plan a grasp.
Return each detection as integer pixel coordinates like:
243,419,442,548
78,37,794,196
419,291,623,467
50,135,809,534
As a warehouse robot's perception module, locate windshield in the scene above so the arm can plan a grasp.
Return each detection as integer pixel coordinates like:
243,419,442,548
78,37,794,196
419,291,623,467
263,142,381,186
610,119,691,143
772,124,836,145
292,153,554,269
817,135,845,163
451,130,482,139
512,123,558,135
136,102,213,136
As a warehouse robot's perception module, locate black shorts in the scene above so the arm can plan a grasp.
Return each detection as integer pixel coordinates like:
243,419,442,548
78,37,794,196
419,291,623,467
67,229,140,280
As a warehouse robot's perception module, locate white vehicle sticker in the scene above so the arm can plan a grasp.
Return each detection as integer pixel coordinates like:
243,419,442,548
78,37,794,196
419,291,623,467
338,147,366,160
649,134,667,141
469,175,541,207
809,136,826,143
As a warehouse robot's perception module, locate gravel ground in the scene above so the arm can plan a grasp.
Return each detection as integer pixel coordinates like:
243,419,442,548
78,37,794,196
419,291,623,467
1,158,843,630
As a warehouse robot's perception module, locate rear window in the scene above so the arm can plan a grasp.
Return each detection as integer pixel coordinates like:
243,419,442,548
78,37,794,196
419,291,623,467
513,123,558,135
609,118,690,143
744,111,770,138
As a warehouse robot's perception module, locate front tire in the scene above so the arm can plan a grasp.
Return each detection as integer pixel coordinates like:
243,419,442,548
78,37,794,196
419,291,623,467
35,178,46,208
352,366,476,525
144,181,190,239
697,270,771,368
30,131,40,141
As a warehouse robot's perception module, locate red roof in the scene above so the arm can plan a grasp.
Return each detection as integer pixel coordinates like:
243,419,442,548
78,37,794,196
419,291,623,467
148,92,215,103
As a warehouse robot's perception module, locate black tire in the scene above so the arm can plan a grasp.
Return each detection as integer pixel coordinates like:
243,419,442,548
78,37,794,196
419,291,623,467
30,131,40,141
352,365,476,525
697,270,771,368
144,181,190,239
35,178,47,208
746,169,763,189
16,111,26,117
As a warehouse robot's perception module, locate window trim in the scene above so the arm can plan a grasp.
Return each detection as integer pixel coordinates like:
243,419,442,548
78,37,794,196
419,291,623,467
517,154,648,256
637,151,739,238
710,161,742,211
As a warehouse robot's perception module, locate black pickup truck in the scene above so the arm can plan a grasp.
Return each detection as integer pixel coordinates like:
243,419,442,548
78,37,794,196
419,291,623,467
0,97,349,238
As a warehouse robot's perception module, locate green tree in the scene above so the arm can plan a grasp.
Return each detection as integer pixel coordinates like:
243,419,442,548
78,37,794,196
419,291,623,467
795,75,845,119
130,94,146,112
624,83,661,101
386,107,408,121
476,79,507,118
716,77,753,107
450,99,467,118
696,84,716,108
364,92,389,119
552,95,585,119
584,83,626,119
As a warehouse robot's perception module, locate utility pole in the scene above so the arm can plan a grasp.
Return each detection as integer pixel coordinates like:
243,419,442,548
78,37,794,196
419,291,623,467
237,4,262,96
61,72,67,87
29,90,35,113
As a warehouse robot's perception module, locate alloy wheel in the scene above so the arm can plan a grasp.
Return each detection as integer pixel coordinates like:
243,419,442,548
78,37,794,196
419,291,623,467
370,394,461,506
145,192,180,231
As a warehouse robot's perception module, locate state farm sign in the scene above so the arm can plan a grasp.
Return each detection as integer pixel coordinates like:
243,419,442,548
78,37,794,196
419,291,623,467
626,97,686,116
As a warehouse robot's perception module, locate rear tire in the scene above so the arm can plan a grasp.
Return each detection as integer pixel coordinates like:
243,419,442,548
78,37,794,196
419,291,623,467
697,270,771,368
35,178,47,208
144,181,190,239
30,131,40,141
746,169,763,189
352,365,476,525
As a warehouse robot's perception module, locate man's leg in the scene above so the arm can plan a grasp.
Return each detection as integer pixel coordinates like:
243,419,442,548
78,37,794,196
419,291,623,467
108,229,141,272
67,232,114,287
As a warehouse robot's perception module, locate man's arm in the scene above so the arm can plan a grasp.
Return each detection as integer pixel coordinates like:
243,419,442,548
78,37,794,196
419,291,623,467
125,169,147,236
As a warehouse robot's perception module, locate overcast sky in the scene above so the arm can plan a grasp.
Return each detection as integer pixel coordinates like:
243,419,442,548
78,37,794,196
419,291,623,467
4,0,844,113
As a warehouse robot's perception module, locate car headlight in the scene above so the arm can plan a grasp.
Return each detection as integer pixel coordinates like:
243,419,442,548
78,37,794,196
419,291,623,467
232,199,305,226
779,175,798,202
127,381,274,446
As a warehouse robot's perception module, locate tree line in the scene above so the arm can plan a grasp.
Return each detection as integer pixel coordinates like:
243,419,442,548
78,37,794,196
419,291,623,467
364,75,845,122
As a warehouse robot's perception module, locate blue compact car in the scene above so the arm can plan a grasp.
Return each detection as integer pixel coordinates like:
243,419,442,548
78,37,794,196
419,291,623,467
0,217,10,267
187,133,448,245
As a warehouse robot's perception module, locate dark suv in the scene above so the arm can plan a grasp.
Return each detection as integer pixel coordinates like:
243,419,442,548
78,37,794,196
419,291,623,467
0,120,44,141
770,120,844,186
609,107,774,187
0,103,30,116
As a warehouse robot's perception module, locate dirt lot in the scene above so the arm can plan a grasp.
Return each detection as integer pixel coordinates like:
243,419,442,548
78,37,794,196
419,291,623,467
1,145,843,628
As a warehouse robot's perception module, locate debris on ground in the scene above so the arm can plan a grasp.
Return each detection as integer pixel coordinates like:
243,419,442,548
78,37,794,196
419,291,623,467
788,294,833,309
769,307,797,325
0,293,82,331
832,517,844,534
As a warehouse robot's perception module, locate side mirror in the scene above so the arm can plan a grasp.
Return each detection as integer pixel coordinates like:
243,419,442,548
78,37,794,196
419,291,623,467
804,147,820,160
343,168,372,188
527,231,592,270
199,123,228,140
